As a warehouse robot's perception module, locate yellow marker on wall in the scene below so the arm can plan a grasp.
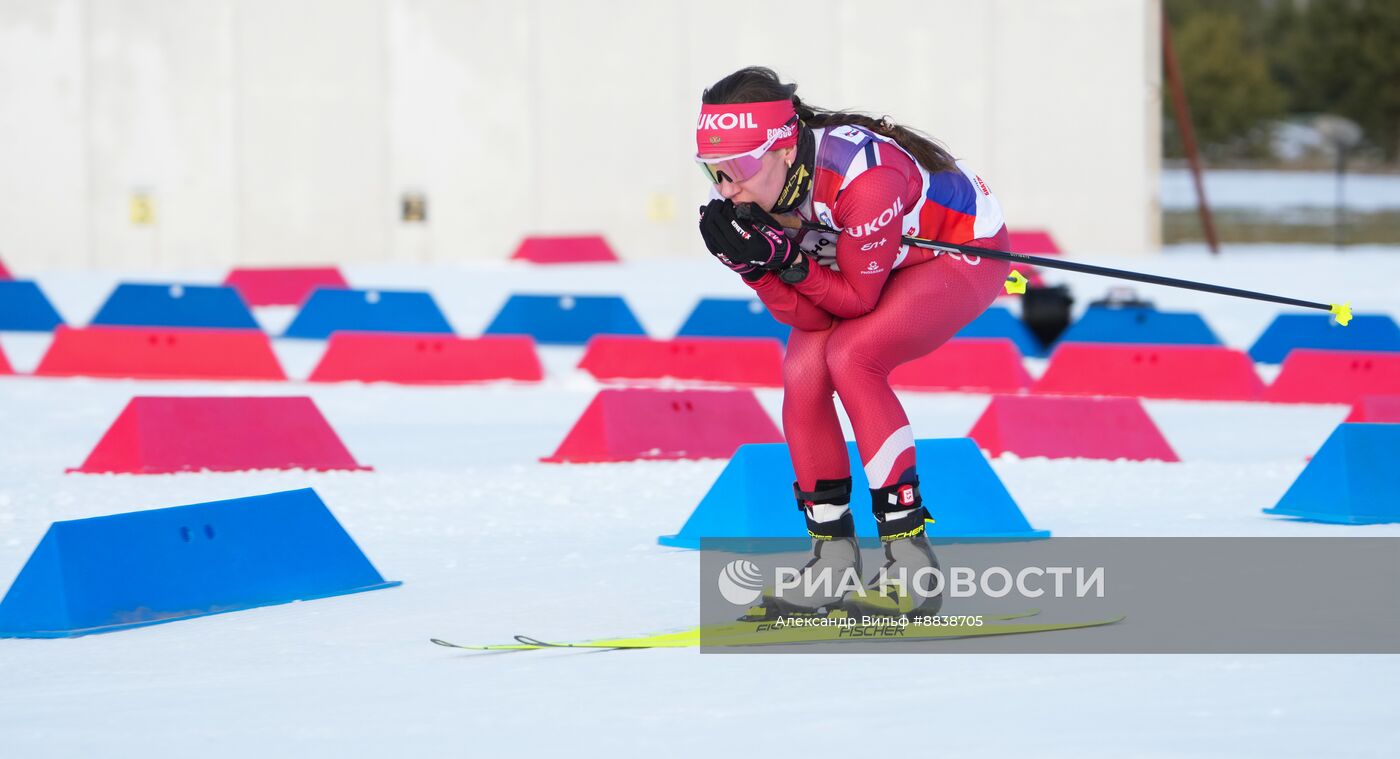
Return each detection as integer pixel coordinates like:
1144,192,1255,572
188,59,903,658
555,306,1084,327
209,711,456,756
401,192,427,223
647,193,675,223
129,192,155,226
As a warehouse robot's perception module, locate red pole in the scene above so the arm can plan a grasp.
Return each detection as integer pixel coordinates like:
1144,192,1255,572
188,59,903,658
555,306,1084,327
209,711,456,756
1161,5,1220,255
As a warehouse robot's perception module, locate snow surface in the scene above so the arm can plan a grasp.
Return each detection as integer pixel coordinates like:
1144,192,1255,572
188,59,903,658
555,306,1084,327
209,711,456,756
2,248,1400,758
1161,167,1400,212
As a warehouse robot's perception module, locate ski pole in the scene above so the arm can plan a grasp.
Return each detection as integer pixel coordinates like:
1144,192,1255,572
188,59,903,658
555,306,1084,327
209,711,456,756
786,217,1354,326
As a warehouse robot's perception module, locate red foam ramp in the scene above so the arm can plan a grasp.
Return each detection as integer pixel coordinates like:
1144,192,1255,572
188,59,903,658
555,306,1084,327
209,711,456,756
1345,395,1400,423
34,326,286,381
224,266,348,306
70,396,370,474
511,235,619,264
543,388,783,463
1263,350,1400,404
1007,230,1061,255
0,343,13,374
578,336,782,386
968,394,1178,462
309,332,542,384
890,338,1031,393
1006,230,1060,288
0,257,11,279
1034,343,1265,401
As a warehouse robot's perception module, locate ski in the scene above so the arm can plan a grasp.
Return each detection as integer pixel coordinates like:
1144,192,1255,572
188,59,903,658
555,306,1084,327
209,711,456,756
430,609,1125,652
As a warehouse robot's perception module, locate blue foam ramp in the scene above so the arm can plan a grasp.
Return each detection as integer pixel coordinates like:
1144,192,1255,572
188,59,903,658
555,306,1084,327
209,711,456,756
0,488,399,638
659,438,1049,549
676,297,791,345
0,280,64,331
1249,313,1400,364
284,288,454,339
91,283,258,329
484,293,645,346
1263,424,1400,525
955,306,1044,357
1056,305,1221,347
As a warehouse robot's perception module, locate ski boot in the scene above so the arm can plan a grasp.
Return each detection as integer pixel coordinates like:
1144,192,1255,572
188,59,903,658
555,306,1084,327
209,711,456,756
749,477,862,619
843,479,944,618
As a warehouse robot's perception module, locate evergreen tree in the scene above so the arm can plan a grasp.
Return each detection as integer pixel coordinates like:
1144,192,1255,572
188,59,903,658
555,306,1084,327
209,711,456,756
1165,9,1286,159
1284,0,1400,160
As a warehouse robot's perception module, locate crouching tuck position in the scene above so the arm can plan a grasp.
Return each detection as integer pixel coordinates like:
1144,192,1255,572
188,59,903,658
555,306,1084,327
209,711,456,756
694,67,1011,616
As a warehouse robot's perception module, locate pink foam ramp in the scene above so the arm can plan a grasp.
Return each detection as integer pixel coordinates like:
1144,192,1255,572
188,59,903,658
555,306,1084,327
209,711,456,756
1263,350,1400,404
309,333,542,384
0,257,10,279
578,336,782,387
1007,230,1061,255
968,394,1178,462
1005,230,1060,288
543,388,783,463
890,338,1031,393
1345,395,1400,423
34,326,285,381
70,396,369,474
224,267,349,307
1034,343,1265,401
511,235,618,264
0,343,12,374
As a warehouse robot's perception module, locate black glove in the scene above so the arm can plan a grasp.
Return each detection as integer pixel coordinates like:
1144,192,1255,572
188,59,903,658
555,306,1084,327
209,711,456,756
698,200,799,280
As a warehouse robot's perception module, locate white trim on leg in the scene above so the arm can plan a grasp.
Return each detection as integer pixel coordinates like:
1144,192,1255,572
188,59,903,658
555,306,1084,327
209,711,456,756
863,424,914,487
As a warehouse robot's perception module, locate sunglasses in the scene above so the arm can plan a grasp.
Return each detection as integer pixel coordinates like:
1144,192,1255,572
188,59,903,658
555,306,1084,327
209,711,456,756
695,139,773,185
695,116,798,185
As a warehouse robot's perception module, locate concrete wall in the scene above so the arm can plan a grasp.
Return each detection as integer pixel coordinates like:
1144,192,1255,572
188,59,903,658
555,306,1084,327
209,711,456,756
0,0,1161,271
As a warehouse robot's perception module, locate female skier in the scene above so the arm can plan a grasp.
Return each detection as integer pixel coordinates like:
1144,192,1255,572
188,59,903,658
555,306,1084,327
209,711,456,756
696,67,1011,615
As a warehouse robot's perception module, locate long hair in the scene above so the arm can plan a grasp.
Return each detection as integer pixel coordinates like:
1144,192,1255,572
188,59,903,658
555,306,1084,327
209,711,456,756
701,66,957,174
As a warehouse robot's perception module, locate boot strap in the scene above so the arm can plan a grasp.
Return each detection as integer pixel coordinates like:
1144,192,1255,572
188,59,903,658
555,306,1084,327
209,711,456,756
871,479,921,520
792,477,852,510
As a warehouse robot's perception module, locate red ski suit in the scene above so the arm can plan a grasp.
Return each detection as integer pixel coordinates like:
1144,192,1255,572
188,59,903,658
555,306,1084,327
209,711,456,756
744,124,1010,493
